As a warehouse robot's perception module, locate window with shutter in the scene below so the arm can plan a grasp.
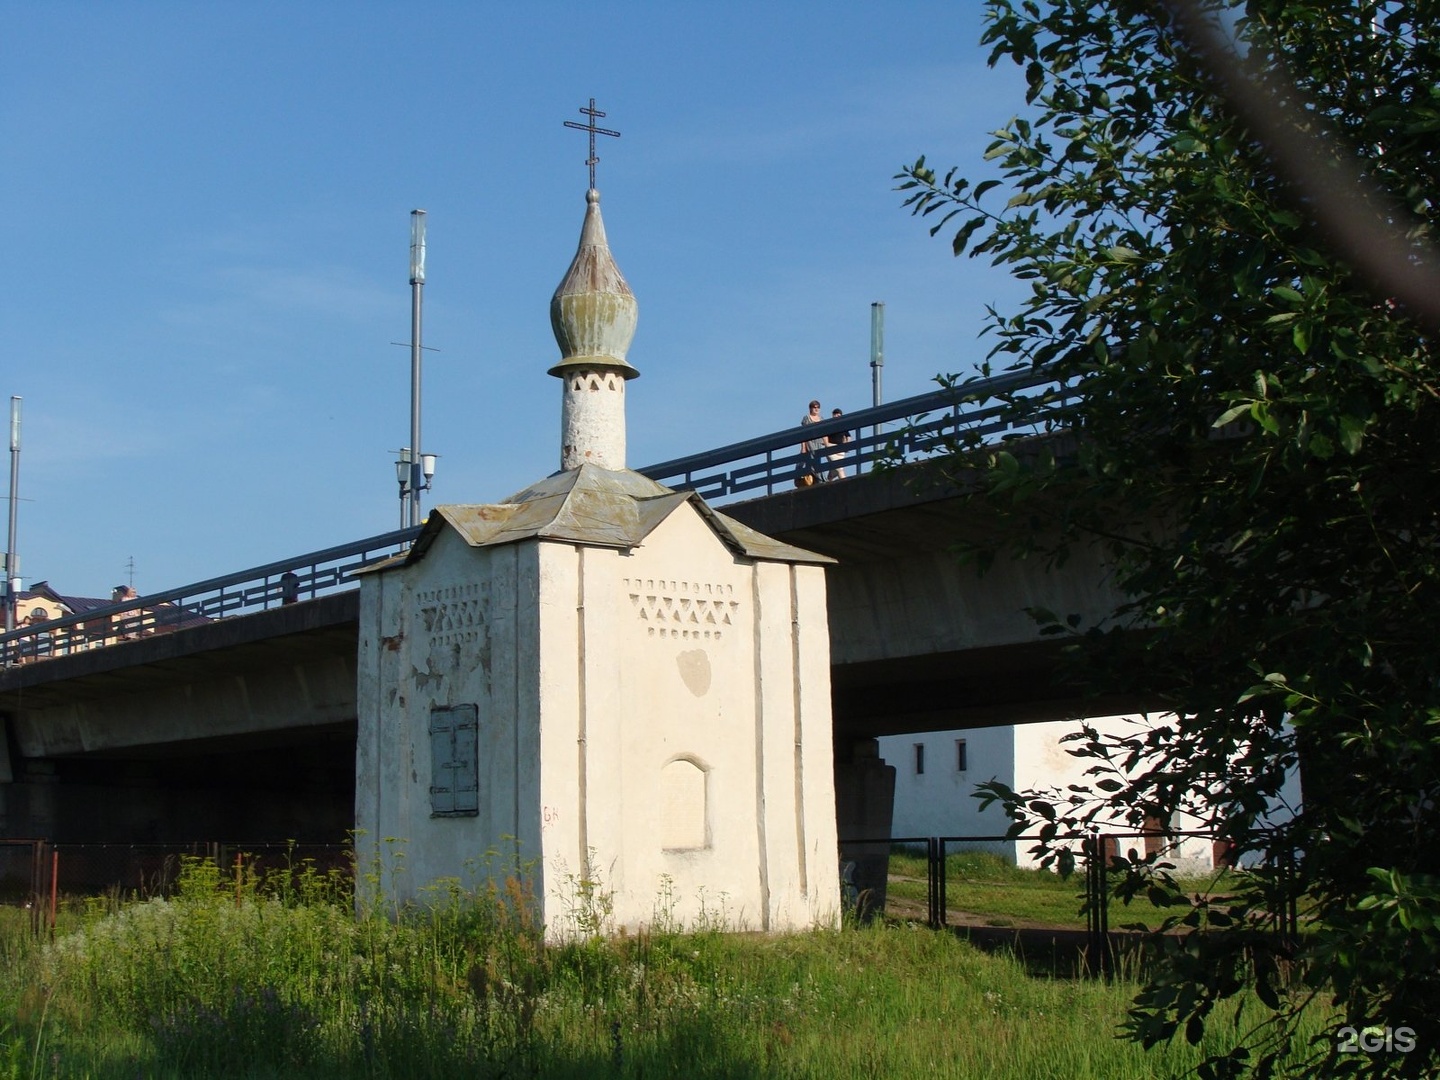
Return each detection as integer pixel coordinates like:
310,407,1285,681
429,704,479,817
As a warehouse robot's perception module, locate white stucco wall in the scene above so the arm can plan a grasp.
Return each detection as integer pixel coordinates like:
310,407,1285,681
355,529,543,905
356,497,839,936
560,370,627,471
1012,715,1216,872
879,725,1015,858
882,715,1238,873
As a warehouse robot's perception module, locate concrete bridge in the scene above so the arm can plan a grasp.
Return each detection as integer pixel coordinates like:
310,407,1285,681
0,375,1150,846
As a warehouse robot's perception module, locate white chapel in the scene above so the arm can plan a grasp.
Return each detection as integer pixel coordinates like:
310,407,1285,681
353,184,841,935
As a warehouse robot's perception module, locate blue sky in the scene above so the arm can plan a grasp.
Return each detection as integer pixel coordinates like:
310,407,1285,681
0,1,1029,598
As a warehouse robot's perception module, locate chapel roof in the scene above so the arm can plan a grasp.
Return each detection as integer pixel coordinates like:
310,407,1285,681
366,463,832,571
360,172,830,575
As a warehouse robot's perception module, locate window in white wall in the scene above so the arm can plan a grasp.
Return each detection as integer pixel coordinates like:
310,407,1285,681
956,739,968,772
429,704,479,817
914,743,925,775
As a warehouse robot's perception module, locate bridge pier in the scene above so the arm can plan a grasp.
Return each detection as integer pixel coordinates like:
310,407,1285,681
834,737,895,921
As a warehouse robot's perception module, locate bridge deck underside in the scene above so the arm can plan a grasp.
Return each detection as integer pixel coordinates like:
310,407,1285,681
0,593,360,760
829,641,1153,741
722,463,1162,741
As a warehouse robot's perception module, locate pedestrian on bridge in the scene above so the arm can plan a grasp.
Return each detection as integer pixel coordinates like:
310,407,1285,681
825,407,852,481
798,399,825,486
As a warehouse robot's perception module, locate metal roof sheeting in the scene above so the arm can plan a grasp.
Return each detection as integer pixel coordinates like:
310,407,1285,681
365,464,832,572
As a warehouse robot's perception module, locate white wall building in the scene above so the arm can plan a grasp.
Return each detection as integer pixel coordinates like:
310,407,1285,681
878,715,1289,873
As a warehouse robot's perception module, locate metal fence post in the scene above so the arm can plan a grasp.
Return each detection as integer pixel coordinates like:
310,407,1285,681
1278,845,1298,945
926,837,943,929
925,837,934,928
1098,836,1110,975
48,846,59,937
1083,835,1096,962
30,840,45,937
937,838,947,929
1084,833,1113,977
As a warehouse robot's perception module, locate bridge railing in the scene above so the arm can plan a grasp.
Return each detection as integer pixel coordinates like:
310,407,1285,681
636,365,1073,501
0,527,421,668
1,366,1072,666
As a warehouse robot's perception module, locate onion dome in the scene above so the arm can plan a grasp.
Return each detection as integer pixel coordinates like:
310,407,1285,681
548,190,639,379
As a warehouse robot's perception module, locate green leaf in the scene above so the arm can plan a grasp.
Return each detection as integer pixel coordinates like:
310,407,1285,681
1338,415,1367,454
1255,975,1280,1010
1186,1014,1204,1046
1028,799,1057,821
1212,403,1251,428
1292,321,1311,354
1251,401,1279,434
951,216,986,256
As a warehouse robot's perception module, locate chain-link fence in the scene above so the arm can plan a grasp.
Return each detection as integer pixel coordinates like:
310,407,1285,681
0,839,47,935
1,841,351,934
840,829,1258,975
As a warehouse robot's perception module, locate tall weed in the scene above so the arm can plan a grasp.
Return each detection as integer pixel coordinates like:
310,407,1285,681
0,855,1333,1078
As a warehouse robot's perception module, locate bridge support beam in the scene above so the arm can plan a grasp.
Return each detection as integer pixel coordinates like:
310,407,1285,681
834,737,895,921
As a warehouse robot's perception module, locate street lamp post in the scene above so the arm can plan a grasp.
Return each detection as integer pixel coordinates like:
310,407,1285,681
394,447,437,529
395,447,412,530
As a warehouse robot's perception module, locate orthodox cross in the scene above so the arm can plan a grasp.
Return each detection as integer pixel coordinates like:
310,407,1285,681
563,98,621,191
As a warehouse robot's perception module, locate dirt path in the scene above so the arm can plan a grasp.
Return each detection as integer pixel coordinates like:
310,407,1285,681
885,874,1087,931
883,891,1084,931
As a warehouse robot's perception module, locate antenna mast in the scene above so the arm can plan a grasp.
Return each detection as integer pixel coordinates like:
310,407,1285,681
5,397,20,635
869,304,885,458
870,301,885,408
408,210,426,528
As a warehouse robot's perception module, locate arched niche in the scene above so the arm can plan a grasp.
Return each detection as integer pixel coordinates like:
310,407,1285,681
660,756,709,850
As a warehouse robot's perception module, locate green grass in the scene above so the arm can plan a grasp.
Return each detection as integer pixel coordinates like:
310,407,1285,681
0,857,1327,1079
885,848,1232,930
